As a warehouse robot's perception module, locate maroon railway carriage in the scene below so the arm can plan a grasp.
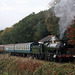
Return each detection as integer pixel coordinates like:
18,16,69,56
0,45,4,54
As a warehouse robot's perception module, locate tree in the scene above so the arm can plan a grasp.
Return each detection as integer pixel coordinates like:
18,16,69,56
67,20,75,46
0,27,13,44
45,8,59,36
0,9,59,44
0,30,3,34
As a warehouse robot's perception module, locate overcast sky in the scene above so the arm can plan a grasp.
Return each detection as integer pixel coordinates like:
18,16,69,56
0,0,52,30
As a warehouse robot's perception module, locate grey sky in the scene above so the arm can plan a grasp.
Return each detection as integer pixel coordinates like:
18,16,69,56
0,0,52,30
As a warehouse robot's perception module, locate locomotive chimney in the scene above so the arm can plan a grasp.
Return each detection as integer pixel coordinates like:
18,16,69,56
52,36,55,43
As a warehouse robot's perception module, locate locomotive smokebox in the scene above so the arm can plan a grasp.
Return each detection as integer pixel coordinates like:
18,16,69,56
51,36,55,43
56,39,68,50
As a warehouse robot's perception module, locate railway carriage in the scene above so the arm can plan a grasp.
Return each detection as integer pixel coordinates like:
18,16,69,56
4,43,33,56
0,45,4,53
4,44,15,52
15,43,33,53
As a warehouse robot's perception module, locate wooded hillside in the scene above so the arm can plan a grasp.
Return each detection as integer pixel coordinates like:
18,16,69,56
0,8,59,44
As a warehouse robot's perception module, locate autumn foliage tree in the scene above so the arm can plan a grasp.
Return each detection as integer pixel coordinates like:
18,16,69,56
67,20,75,47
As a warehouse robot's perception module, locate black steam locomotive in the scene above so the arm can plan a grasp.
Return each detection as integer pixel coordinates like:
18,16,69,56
38,40,74,62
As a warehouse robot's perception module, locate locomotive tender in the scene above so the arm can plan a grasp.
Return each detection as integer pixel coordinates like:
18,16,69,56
0,41,74,62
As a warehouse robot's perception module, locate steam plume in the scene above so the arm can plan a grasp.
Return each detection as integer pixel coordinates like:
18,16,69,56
54,0,75,39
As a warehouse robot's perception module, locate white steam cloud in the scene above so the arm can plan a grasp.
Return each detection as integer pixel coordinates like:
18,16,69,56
54,0,75,39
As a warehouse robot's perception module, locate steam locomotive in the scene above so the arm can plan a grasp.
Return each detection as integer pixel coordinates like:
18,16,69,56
0,40,74,62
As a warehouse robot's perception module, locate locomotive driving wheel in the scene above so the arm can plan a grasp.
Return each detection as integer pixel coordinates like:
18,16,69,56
59,58,62,62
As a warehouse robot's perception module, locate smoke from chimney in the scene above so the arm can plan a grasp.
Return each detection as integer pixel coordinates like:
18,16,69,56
54,0,75,39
